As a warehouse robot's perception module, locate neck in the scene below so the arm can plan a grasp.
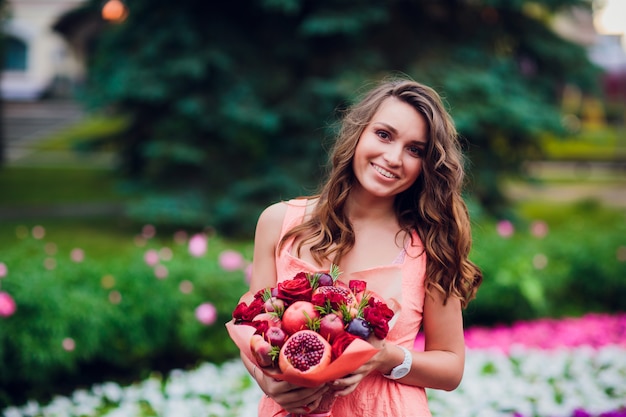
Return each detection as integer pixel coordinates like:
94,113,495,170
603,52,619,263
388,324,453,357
345,187,396,222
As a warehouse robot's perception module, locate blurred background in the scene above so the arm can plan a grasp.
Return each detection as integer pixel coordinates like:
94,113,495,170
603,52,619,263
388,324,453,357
0,0,624,413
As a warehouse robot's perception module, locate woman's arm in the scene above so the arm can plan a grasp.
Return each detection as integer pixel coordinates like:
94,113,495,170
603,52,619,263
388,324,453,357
243,201,330,413
330,287,465,395
249,202,286,294
395,288,465,390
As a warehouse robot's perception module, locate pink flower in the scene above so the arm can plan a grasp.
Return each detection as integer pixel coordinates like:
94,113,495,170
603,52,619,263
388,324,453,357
530,220,549,238
188,234,208,257
154,265,168,279
455,313,626,353
179,280,194,294
173,230,188,245
219,250,245,271
0,292,17,317
144,249,159,266
0,262,7,278
195,302,217,325
109,291,122,304
496,220,514,238
32,225,45,239
62,337,75,351
44,258,56,270
142,224,156,239
159,247,173,261
70,248,85,263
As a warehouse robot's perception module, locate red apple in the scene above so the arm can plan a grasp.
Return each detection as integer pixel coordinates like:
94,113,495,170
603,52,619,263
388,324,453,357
264,297,285,314
264,326,287,348
253,312,282,329
281,301,319,335
319,313,345,343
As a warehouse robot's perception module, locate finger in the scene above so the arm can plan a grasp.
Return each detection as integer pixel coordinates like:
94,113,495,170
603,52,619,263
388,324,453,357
331,383,358,397
278,385,328,411
284,401,317,414
332,373,361,388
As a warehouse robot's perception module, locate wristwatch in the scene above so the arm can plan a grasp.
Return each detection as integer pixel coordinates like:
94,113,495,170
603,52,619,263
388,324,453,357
383,345,412,380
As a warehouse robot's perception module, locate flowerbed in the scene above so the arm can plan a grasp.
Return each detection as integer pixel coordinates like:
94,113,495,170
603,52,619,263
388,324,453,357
3,313,624,417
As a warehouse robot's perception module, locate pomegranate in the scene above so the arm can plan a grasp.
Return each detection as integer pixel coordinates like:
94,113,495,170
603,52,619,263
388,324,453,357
313,283,357,308
319,313,345,342
281,301,319,335
279,330,331,375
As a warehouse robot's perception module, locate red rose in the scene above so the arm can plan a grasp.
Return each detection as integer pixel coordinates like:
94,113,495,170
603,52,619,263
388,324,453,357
275,274,313,303
249,319,269,336
232,297,265,323
349,280,367,294
331,331,357,361
312,291,349,311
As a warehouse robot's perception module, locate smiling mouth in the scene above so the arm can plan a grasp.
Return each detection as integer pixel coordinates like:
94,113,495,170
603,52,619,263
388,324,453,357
372,164,398,179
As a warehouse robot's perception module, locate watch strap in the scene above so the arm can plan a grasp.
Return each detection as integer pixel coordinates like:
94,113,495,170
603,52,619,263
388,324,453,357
383,345,412,380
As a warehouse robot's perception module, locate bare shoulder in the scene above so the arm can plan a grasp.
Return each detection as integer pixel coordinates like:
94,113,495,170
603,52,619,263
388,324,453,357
257,198,316,227
254,201,289,249
257,201,289,230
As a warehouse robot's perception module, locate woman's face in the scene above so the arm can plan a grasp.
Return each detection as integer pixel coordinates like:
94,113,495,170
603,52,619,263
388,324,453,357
352,97,428,200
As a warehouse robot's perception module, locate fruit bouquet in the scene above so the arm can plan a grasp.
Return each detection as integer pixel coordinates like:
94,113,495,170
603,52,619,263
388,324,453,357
225,265,397,417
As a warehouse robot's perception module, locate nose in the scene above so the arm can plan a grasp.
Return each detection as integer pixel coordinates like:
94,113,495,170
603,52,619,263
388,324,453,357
383,144,403,167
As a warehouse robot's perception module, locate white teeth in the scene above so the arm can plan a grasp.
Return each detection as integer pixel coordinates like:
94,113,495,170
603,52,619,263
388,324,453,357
373,164,396,179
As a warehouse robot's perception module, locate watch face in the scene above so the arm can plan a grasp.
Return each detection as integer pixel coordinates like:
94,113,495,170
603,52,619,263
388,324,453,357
393,366,410,379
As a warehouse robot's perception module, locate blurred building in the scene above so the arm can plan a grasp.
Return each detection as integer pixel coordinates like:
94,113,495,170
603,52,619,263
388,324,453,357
589,34,626,107
1,0,89,100
554,5,626,125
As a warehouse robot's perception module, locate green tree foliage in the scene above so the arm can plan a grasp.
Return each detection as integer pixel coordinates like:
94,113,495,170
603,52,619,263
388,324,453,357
79,0,599,236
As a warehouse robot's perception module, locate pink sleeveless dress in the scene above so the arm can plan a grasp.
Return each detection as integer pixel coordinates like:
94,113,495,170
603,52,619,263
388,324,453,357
257,199,432,417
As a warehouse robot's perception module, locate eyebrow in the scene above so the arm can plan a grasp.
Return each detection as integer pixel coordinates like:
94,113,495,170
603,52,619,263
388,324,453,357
373,122,428,145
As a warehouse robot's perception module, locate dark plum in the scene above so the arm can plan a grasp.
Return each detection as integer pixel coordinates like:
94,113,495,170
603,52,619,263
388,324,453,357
346,317,372,340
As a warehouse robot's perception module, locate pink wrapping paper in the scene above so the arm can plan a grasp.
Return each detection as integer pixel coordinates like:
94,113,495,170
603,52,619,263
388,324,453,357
225,320,380,388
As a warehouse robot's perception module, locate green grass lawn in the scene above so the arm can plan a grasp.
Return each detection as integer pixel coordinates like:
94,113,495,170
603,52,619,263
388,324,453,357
0,167,123,206
0,164,134,256
540,125,626,161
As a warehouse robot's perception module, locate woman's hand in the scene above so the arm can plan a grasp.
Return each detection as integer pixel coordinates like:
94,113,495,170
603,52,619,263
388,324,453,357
259,373,329,414
327,337,391,396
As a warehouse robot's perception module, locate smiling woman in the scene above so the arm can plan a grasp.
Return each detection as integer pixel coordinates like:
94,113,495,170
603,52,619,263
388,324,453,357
352,97,428,200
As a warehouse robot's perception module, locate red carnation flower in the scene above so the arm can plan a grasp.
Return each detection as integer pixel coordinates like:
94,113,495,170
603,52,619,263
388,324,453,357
331,331,358,361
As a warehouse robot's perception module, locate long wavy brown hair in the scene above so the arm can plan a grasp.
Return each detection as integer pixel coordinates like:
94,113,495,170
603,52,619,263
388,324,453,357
280,77,482,307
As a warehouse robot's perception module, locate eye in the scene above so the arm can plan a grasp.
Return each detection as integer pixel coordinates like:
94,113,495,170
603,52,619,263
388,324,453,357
407,145,424,158
376,130,391,141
